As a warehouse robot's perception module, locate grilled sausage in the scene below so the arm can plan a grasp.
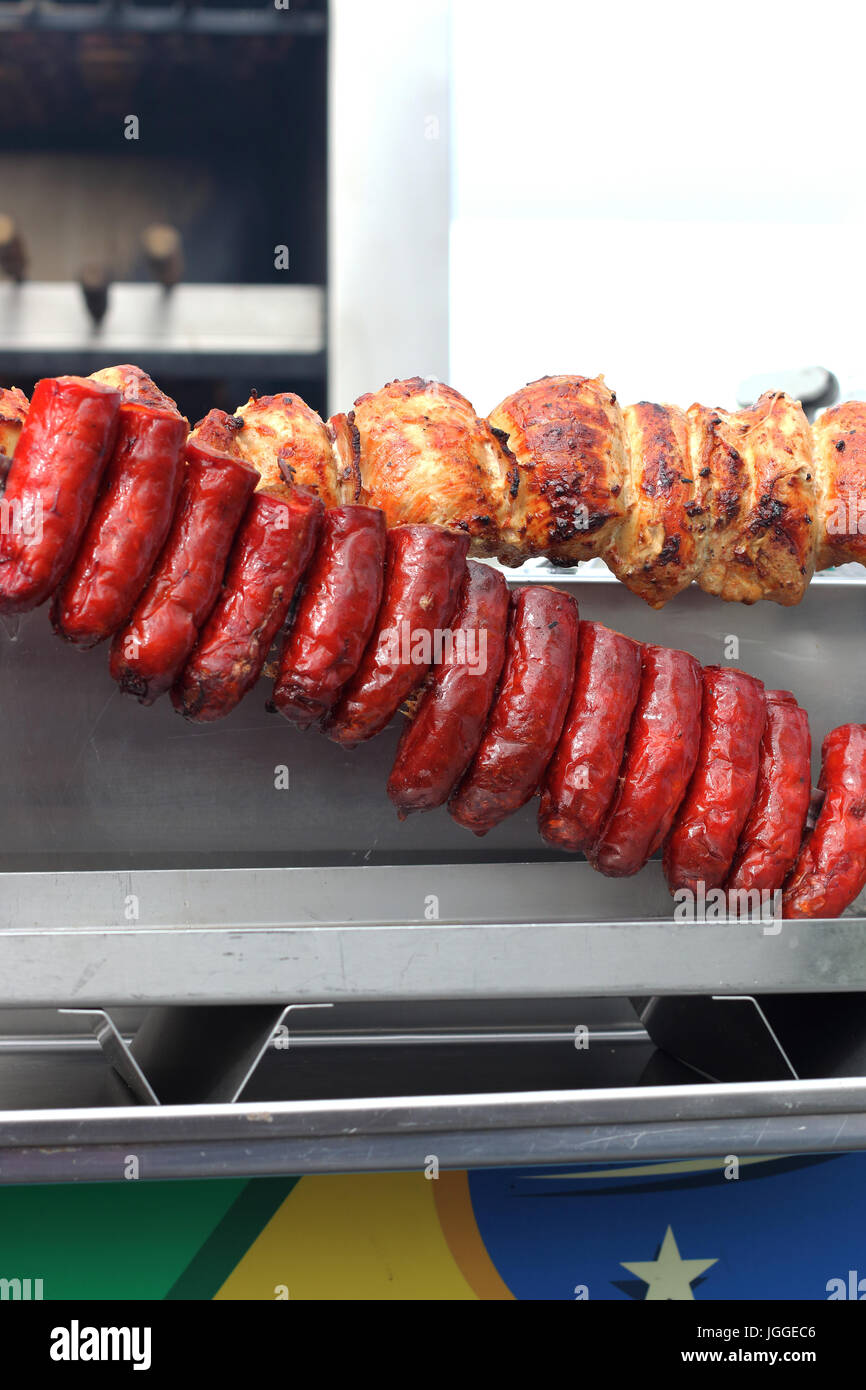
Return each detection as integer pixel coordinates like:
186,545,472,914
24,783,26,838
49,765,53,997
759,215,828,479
109,437,258,703
272,504,387,727
0,376,120,614
387,559,509,816
663,666,766,894
52,401,187,647
591,645,703,876
726,690,812,894
449,585,579,836
172,487,323,722
538,620,642,854
324,523,470,747
783,723,866,919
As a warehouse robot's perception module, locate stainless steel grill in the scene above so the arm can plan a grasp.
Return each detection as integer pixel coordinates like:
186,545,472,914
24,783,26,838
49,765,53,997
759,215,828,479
1,567,864,1181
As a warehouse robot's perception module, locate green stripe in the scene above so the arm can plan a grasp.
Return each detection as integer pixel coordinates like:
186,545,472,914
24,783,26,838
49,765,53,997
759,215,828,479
165,1176,299,1300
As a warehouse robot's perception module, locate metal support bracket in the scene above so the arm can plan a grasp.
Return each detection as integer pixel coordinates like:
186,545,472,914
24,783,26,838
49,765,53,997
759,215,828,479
60,1003,334,1105
640,991,866,1083
636,995,801,1083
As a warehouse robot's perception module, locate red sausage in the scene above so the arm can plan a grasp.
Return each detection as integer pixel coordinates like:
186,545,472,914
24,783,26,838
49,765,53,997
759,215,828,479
51,401,188,647
726,690,812,894
449,585,579,836
538,620,642,854
662,666,766,894
0,376,120,614
387,560,510,816
783,723,866,919
591,645,702,877
324,524,470,747
109,437,258,704
172,487,323,722
272,505,387,727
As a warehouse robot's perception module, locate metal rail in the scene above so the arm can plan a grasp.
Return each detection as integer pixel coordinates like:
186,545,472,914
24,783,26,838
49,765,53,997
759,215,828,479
2,1077,866,1182
0,864,863,1007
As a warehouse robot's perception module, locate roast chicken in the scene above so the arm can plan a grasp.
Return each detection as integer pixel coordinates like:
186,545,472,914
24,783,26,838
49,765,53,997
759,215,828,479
183,374,865,608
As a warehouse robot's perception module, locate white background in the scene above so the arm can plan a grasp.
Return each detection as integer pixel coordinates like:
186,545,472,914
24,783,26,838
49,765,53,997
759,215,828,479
449,0,866,414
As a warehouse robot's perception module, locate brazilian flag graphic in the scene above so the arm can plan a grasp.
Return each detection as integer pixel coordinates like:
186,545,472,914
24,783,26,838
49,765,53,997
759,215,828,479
0,1154,862,1299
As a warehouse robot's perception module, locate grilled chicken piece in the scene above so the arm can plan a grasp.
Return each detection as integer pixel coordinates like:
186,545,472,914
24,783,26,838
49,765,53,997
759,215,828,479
605,401,710,608
91,364,181,415
0,386,28,470
488,375,628,566
190,408,244,458
327,412,362,503
191,407,290,500
812,401,866,568
192,395,338,503
350,377,516,559
189,372,866,609
234,393,340,503
692,391,816,606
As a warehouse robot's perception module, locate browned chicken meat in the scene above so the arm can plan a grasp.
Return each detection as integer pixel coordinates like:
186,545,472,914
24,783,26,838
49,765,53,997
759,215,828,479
0,386,29,469
31,367,862,611
811,401,866,570
692,393,816,606
488,375,629,567
605,401,708,607
90,364,181,415
191,393,336,503
347,377,517,557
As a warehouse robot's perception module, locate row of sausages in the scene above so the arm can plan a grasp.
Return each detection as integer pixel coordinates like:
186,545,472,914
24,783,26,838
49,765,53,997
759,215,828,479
0,375,864,921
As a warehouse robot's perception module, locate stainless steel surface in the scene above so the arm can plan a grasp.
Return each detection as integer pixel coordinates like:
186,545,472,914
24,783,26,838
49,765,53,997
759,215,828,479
0,1004,652,1114
0,282,324,365
0,571,862,1008
0,570,861,872
88,1002,334,1105
61,1009,157,1104
0,865,864,1006
0,1000,652,1107
3,1078,866,1182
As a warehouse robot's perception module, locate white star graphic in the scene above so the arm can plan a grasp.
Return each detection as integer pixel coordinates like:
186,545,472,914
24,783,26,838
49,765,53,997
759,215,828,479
621,1225,718,1300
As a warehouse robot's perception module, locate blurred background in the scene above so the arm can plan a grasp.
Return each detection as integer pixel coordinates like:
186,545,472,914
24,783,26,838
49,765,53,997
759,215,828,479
449,0,866,415
0,0,864,423
0,0,328,422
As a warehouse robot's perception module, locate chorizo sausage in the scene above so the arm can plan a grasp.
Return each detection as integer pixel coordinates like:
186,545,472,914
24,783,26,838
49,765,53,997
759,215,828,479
109,437,258,704
51,401,187,647
172,486,323,722
662,666,766,894
783,723,866,919
387,559,509,816
271,505,387,727
538,620,642,853
324,523,470,747
449,585,579,836
591,645,702,877
726,690,811,894
0,376,120,614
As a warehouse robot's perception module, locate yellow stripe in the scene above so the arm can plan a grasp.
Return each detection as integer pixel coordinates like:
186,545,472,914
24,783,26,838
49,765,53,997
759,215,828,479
215,1172,479,1301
